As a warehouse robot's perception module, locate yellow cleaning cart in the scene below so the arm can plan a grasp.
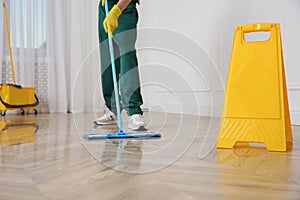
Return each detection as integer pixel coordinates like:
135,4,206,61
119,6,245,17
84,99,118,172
0,0,39,116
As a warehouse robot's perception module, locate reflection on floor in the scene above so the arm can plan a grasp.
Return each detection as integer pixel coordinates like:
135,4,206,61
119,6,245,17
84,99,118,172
0,118,38,146
0,113,299,200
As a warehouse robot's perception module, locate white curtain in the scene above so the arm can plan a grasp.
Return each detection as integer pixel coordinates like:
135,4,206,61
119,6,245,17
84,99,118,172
67,0,103,113
0,0,103,113
46,0,67,113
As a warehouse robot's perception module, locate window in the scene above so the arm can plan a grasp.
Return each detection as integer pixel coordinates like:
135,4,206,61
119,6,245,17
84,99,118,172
2,0,46,50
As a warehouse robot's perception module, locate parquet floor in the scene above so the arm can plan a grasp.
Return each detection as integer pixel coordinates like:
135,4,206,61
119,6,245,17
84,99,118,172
0,112,299,200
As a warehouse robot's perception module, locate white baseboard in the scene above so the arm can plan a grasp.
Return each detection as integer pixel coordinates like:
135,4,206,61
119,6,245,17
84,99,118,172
144,102,300,126
143,103,222,117
291,110,300,125
141,86,300,125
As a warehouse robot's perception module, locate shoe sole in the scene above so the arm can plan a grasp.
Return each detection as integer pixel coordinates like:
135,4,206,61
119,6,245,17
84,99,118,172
93,120,116,126
128,125,148,131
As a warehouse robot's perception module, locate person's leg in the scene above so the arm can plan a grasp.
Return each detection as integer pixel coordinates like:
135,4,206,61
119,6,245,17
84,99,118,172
98,2,123,115
113,2,143,116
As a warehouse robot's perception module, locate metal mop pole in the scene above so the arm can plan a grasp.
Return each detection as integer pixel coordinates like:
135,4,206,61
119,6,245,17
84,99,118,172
104,0,124,134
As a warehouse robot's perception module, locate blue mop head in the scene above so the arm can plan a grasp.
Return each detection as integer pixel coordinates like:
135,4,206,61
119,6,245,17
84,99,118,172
83,132,161,139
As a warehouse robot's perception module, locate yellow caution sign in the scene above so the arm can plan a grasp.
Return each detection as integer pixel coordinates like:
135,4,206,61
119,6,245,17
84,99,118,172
216,23,292,151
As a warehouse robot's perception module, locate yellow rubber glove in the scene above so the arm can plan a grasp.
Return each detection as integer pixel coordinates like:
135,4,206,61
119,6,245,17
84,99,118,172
101,0,105,7
103,5,122,38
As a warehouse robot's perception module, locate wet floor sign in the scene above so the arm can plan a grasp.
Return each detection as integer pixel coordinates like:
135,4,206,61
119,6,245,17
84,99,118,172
216,23,292,151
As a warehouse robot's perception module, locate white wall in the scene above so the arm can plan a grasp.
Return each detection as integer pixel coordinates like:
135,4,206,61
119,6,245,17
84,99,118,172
137,0,221,117
137,0,300,125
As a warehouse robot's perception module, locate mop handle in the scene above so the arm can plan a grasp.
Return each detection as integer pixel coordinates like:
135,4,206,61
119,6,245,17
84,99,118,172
104,0,123,133
2,0,16,85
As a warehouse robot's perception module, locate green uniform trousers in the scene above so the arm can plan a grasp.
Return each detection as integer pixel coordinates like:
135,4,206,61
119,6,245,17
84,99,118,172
98,0,143,116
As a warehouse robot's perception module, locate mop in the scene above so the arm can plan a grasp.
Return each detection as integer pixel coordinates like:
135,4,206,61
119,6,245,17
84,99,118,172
83,0,161,139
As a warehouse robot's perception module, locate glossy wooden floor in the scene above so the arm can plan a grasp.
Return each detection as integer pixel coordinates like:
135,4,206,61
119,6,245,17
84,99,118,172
0,112,300,200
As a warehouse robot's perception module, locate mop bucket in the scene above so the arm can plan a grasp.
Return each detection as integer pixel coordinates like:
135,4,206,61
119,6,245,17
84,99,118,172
0,84,39,116
1,0,39,116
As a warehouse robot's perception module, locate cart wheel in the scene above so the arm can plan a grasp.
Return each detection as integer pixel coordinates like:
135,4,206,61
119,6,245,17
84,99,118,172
21,109,25,115
34,109,38,115
1,111,6,116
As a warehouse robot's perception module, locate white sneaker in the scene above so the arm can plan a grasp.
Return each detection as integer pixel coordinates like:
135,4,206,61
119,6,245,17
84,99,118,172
94,110,116,125
128,114,147,131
